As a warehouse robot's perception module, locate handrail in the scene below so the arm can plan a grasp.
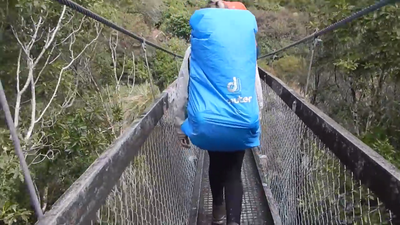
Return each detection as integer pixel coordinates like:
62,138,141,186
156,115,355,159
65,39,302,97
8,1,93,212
258,67,400,218
36,92,169,225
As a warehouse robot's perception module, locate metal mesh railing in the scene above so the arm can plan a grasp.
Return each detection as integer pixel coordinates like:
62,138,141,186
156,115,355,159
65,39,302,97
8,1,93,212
255,78,395,225
90,103,201,225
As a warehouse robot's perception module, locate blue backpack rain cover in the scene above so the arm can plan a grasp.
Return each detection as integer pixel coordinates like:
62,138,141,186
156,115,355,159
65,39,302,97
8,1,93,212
181,8,260,151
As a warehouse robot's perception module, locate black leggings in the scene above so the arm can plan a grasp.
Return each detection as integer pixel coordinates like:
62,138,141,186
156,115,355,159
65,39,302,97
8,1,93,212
208,150,246,224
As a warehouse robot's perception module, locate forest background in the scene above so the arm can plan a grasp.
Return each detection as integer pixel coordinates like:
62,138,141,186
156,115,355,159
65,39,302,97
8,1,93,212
0,0,399,223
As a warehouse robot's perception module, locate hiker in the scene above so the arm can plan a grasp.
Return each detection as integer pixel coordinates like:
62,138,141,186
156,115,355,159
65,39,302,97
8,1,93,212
173,1,263,224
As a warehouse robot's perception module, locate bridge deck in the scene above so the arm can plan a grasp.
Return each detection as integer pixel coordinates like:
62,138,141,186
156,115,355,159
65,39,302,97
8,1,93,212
196,150,272,225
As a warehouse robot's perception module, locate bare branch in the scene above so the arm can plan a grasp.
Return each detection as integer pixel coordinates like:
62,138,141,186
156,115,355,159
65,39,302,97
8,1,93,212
118,53,126,84
25,75,36,141
61,77,79,109
129,51,136,93
35,43,58,85
33,5,67,67
87,58,100,92
104,86,117,138
34,23,102,124
58,15,86,45
27,15,44,51
109,31,121,87
60,11,75,30
35,29,45,44
14,53,33,128
29,150,55,166
16,49,22,91
49,53,61,65
41,186,49,212
13,6,68,131
13,49,24,127
26,132,47,153
11,25,29,56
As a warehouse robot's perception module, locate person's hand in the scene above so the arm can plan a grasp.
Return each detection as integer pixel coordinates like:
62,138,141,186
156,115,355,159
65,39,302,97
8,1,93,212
177,133,191,149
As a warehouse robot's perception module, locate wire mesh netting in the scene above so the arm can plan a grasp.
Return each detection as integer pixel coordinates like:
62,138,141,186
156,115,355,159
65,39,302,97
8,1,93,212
1,2,182,221
255,77,395,225
91,103,200,225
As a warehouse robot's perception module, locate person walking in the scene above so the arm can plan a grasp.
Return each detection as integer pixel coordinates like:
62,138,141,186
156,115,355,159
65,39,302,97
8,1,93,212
173,1,263,224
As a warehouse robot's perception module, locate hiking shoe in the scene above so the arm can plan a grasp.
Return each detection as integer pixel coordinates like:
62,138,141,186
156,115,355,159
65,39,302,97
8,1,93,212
212,204,226,224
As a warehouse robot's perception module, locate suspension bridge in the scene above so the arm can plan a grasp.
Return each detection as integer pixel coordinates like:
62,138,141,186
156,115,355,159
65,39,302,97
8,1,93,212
1,0,400,224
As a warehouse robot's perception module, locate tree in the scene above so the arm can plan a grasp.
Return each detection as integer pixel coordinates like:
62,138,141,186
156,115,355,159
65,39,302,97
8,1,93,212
0,0,187,223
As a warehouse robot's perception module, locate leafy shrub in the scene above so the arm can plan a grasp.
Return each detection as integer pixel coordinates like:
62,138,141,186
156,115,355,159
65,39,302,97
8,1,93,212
272,55,307,82
163,13,191,41
0,129,31,224
255,0,283,12
0,202,31,225
160,0,192,41
151,37,188,89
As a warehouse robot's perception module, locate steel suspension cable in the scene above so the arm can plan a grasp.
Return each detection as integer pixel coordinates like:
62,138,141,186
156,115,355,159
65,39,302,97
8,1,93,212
52,0,183,59
0,81,44,219
258,0,400,60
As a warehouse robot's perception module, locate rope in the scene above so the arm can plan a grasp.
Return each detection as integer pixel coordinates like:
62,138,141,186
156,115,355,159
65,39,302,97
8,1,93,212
0,80,44,219
52,0,183,59
304,38,321,98
142,41,156,101
257,0,399,60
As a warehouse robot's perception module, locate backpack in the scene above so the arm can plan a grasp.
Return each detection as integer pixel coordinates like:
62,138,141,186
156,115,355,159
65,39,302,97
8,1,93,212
181,8,260,151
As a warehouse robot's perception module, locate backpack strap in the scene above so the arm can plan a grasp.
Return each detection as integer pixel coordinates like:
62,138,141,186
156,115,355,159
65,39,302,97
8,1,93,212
188,54,191,75
187,54,191,94
184,54,191,118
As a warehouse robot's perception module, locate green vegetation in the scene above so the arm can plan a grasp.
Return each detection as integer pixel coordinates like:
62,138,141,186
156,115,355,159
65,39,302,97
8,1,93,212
253,0,400,223
250,0,400,168
286,0,400,167
0,0,201,223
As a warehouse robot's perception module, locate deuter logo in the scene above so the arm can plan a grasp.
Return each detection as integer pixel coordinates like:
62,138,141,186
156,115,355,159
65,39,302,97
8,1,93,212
227,77,241,93
229,96,253,104
226,77,252,104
